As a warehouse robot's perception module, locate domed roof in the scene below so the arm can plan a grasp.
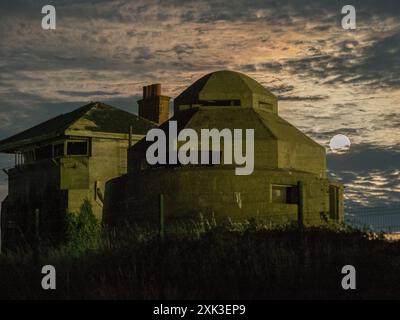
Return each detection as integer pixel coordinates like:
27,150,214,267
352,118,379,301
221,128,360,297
174,70,277,113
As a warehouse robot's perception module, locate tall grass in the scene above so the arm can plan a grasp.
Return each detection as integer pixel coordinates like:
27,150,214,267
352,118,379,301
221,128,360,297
0,211,399,300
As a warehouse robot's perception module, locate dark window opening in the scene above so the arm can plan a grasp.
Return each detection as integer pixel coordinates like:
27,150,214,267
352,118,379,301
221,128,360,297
198,100,240,107
259,101,273,111
54,143,64,157
35,145,53,160
272,185,298,204
67,141,88,156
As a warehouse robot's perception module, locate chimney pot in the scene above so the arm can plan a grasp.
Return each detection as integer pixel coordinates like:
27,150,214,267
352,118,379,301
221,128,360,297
154,83,161,96
138,82,170,124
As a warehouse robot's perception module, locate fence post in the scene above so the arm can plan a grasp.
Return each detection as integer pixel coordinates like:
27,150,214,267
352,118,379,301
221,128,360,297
159,194,165,240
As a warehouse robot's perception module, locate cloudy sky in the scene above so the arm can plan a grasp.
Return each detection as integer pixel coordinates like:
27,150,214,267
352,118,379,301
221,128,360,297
0,0,399,213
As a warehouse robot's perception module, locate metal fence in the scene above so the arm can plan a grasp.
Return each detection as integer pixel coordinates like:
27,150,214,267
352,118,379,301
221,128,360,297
345,206,400,233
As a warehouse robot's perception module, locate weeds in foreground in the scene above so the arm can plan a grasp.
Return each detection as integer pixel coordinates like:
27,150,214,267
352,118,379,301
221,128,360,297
0,215,397,299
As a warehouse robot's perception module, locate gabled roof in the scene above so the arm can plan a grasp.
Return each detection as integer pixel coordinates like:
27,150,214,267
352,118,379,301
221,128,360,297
0,102,157,153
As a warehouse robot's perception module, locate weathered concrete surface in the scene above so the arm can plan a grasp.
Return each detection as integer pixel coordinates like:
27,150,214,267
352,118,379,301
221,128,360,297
0,102,155,247
108,71,343,226
174,70,278,113
0,71,345,248
105,167,342,226
128,107,326,177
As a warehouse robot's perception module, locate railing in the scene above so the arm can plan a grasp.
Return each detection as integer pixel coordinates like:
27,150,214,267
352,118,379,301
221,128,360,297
345,206,400,233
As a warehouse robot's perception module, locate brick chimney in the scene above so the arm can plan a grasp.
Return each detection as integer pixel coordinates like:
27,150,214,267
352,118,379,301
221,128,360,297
138,83,170,124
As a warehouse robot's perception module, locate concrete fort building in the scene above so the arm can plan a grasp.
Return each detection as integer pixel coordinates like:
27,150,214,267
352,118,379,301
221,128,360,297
105,70,344,225
0,102,157,247
0,71,343,248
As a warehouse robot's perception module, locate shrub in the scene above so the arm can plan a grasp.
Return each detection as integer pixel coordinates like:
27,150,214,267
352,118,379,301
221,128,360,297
65,199,101,252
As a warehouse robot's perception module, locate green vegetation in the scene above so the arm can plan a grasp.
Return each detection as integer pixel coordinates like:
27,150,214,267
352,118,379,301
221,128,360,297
1,208,400,299
64,199,101,254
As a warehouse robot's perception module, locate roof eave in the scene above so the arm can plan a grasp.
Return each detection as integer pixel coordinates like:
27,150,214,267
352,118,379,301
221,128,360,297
64,129,145,140
0,132,63,153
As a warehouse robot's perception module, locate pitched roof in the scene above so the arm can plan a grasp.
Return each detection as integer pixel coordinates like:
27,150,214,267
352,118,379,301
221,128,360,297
0,102,157,152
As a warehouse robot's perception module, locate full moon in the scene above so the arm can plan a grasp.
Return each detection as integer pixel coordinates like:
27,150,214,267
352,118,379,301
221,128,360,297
329,134,351,153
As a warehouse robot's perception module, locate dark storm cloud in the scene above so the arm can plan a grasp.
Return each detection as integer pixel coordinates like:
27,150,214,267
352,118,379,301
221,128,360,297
173,0,400,24
1,0,399,86
260,33,400,89
0,51,118,73
327,143,400,208
0,0,399,212
57,90,121,97
328,143,400,172
373,112,400,129
359,33,400,88
2,0,399,27
200,0,400,90
0,0,120,19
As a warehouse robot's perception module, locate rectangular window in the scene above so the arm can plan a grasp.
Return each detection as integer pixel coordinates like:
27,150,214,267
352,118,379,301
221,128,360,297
199,99,241,107
67,141,88,156
271,185,298,204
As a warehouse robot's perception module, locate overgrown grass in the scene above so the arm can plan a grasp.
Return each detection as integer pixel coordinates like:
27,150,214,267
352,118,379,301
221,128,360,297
0,207,399,299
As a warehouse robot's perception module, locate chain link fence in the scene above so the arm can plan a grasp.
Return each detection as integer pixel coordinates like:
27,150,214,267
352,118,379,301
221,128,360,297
345,206,400,233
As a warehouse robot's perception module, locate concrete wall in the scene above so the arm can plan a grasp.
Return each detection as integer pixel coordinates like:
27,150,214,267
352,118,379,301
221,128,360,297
65,137,134,218
277,141,326,178
1,134,139,248
104,166,343,226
